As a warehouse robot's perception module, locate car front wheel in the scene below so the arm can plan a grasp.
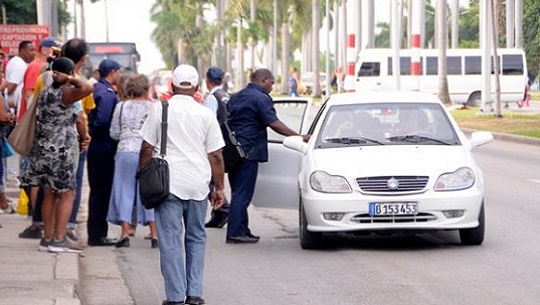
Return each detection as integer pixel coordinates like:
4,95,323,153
299,199,324,249
459,202,485,245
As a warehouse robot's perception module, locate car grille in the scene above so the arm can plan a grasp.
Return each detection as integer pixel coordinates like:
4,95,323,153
356,176,429,193
350,213,437,224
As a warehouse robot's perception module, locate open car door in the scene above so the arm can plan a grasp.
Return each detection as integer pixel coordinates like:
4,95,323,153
251,97,312,209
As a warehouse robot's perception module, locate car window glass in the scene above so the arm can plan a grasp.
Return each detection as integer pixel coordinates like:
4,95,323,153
268,101,309,142
316,103,459,148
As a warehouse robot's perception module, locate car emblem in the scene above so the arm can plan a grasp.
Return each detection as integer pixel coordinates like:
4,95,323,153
387,177,399,190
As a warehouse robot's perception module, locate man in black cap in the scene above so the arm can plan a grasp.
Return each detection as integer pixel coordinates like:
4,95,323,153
86,59,122,246
203,66,230,228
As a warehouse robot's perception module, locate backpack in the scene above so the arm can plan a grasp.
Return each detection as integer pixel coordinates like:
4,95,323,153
213,89,230,126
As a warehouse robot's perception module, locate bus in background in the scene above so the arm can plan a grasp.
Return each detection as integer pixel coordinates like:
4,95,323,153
83,42,140,79
355,48,528,106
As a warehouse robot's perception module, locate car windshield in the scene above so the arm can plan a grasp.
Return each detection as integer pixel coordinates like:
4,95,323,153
316,102,460,148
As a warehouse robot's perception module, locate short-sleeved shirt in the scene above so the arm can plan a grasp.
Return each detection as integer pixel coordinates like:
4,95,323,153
139,94,224,201
228,83,278,162
4,56,27,114
109,99,152,153
88,78,119,152
203,86,221,115
20,58,47,119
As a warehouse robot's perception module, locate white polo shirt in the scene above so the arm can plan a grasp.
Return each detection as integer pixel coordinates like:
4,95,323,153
4,56,27,113
139,94,224,201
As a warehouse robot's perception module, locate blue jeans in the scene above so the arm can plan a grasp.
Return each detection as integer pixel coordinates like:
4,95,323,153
227,159,259,237
69,151,87,228
155,194,207,302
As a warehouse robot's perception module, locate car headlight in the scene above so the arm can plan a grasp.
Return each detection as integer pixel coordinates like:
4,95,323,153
310,171,352,193
434,167,475,191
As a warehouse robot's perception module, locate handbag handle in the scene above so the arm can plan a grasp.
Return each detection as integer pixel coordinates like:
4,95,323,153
159,100,168,156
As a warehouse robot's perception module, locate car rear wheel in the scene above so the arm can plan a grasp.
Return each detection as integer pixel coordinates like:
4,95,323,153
459,202,485,245
299,200,323,249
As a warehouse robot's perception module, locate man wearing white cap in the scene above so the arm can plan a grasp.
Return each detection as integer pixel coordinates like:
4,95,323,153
139,64,225,305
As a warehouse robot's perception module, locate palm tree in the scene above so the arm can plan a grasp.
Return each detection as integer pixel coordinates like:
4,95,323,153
151,0,216,70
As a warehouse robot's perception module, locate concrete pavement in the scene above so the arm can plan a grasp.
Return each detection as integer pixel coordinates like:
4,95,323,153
0,191,81,305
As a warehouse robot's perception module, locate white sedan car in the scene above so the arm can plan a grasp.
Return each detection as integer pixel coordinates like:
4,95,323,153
252,92,493,249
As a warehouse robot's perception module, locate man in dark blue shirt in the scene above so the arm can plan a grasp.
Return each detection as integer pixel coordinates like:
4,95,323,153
226,68,306,244
86,59,121,246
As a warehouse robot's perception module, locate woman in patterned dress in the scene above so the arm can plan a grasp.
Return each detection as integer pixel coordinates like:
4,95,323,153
107,74,157,248
21,57,93,252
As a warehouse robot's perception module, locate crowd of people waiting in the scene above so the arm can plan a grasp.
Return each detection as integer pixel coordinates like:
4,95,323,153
0,36,307,305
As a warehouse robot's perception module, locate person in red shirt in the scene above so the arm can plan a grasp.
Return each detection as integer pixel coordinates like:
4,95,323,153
20,37,62,120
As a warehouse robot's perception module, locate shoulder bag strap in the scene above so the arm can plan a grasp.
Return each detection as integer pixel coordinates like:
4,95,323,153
118,102,125,130
160,100,168,156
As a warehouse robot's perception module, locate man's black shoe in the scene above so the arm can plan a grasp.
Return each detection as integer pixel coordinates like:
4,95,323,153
247,232,260,240
185,296,205,305
226,235,259,244
162,300,184,305
88,237,117,246
205,216,228,228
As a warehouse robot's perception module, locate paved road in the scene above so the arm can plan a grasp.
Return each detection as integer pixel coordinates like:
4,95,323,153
78,136,540,305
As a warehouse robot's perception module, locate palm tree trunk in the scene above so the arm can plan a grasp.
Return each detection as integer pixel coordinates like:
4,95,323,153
491,0,502,117
249,0,256,69
312,0,321,97
506,0,515,47
237,13,245,88
450,0,459,48
514,0,523,48
436,0,451,105
80,0,86,39
339,0,347,71
366,0,375,48
280,22,290,94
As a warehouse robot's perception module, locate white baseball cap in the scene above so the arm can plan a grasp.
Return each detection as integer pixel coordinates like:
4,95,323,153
172,64,199,89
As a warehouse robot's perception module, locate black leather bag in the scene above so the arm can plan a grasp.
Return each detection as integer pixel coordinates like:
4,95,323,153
221,121,246,173
137,157,169,209
137,100,170,209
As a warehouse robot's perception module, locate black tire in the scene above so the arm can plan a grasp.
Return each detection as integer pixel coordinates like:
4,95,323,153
467,91,481,107
299,200,323,250
459,202,485,245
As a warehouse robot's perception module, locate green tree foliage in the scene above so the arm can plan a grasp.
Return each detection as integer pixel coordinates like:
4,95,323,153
523,0,540,78
1,0,37,24
459,0,480,48
1,0,70,29
151,0,217,68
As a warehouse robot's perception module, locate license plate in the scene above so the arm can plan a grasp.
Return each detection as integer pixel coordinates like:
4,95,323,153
369,202,418,216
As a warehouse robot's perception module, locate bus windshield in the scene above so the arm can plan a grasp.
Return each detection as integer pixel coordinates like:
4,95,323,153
83,42,140,79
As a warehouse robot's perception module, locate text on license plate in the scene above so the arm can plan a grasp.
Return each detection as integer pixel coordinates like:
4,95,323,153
369,202,418,216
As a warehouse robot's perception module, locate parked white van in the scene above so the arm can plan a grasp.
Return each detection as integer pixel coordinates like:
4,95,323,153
355,48,528,106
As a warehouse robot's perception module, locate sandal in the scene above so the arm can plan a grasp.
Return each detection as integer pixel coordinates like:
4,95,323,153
144,233,152,240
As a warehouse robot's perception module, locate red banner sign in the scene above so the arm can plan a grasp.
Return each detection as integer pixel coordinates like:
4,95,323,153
0,25,50,56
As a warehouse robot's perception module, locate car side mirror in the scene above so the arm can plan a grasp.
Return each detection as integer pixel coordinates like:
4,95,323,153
283,136,308,154
470,131,493,148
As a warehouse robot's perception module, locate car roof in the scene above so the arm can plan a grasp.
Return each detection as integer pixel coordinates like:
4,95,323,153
325,91,444,106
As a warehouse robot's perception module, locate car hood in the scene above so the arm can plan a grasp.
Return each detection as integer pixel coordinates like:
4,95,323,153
311,145,476,176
